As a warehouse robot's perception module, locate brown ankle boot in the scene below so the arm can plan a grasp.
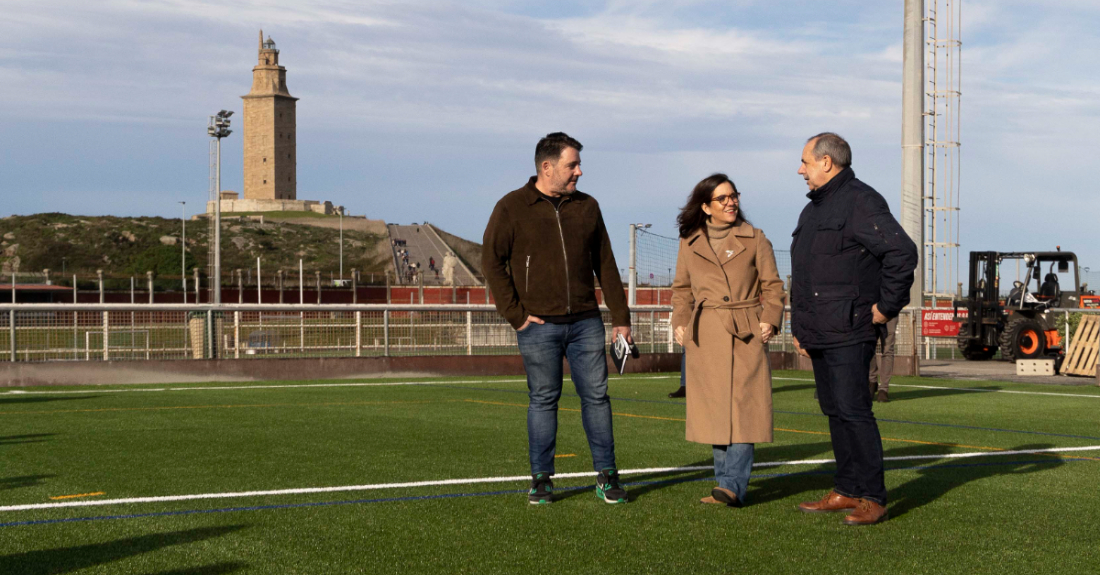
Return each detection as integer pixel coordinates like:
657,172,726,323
843,498,888,525
798,490,859,513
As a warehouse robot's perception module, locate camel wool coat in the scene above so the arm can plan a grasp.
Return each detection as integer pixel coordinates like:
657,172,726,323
671,221,786,445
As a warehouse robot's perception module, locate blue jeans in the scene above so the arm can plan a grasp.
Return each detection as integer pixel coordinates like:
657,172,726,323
679,352,686,388
713,443,754,501
809,342,887,505
516,317,616,475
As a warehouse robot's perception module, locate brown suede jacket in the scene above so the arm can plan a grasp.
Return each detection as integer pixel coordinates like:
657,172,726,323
482,177,631,330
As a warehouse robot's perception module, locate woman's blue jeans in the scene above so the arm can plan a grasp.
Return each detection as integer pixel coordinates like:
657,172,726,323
515,317,616,475
713,443,754,501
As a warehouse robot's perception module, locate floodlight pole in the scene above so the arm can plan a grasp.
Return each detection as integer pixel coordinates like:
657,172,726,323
339,209,344,280
207,110,233,305
179,201,187,304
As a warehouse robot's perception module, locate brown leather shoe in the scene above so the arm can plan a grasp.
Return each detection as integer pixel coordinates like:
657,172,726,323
699,495,722,504
843,498,888,525
798,490,859,513
876,390,889,403
710,487,740,507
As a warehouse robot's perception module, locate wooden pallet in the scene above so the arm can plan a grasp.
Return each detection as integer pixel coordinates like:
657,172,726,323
1063,315,1100,377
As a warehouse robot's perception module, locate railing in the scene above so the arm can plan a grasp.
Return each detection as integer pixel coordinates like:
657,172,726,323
0,304,674,363
4,303,1095,364
914,307,1100,360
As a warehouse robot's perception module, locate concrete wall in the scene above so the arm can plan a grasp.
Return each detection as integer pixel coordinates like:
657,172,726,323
206,199,339,215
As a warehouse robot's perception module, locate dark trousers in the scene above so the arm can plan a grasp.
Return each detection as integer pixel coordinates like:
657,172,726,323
809,342,887,505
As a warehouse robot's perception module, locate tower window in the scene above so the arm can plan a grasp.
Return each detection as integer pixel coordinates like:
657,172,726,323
263,158,267,164
263,179,267,184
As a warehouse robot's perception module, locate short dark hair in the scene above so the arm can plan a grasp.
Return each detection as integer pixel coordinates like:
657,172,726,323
534,132,583,170
676,173,750,239
808,132,852,169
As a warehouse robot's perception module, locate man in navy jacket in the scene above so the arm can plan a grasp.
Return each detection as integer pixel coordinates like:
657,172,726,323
790,132,917,525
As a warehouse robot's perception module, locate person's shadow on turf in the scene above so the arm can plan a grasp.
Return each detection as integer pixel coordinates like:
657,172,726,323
885,442,1064,520
0,525,249,575
885,386,1004,402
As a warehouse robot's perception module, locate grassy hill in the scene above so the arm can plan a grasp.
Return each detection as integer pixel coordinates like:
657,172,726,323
0,213,390,287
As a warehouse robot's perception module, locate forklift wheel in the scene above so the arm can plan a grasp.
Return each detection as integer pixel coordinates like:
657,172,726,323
999,317,1046,361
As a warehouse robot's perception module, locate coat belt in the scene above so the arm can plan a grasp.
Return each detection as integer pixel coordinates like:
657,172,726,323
689,297,762,344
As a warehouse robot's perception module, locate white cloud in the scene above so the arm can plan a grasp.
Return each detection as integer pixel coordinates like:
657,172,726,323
1,0,1099,267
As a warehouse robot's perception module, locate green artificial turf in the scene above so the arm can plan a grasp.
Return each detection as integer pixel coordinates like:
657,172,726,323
0,371,1098,574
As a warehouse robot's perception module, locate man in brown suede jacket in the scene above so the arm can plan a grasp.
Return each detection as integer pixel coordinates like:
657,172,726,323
482,132,632,505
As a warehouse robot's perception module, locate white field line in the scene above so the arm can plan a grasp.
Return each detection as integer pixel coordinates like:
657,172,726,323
889,383,1100,399
0,375,677,396
3,445,1097,513
775,378,1100,399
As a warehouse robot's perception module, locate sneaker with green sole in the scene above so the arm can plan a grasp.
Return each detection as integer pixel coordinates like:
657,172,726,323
596,469,628,504
529,472,553,505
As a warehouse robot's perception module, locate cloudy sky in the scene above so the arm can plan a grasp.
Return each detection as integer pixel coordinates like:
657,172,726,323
2,1,1099,289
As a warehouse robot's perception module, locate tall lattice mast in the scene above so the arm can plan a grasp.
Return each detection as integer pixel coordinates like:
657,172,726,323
924,0,962,302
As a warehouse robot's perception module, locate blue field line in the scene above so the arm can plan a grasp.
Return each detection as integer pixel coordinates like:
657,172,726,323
0,457,1086,529
433,383,1100,442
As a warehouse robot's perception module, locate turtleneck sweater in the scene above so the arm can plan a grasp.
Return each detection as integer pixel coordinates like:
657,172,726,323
705,218,736,257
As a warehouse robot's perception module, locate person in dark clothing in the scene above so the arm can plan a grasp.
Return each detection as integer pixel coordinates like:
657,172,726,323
483,132,632,505
668,352,686,398
790,132,917,526
869,316,899,402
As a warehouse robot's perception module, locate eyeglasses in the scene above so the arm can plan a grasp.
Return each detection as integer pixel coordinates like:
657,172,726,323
710,193,740,206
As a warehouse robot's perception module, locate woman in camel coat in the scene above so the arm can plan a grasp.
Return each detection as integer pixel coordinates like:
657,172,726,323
671,173,785,507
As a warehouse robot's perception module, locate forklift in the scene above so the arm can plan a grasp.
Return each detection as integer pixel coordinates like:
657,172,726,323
955,250,1087,372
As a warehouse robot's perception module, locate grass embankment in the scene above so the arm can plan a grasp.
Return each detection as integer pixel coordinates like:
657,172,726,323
0,213,390,288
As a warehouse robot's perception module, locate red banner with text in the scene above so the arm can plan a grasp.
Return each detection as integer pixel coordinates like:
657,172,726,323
922,308,967,337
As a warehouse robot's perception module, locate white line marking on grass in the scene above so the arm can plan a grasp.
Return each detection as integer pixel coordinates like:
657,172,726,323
774,378,1100,400
0,380,524,395
890,383,1100,399
3,445,1097,513
0,375,678,396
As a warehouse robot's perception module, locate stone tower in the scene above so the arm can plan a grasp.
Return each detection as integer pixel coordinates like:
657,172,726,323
241,31,298,201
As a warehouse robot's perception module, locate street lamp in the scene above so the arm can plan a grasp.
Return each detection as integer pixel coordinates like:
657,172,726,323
207,110,233,304
179,201,187,304
627,223,651,306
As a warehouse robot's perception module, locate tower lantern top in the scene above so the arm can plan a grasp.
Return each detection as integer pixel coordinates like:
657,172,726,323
257,30,279,66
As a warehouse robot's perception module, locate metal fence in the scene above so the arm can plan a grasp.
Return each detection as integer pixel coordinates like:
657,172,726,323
4,303,1096,364
0,304,676,363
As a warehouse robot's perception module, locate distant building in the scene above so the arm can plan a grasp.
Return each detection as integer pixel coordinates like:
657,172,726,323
208,31,343,217
242,31,298,201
